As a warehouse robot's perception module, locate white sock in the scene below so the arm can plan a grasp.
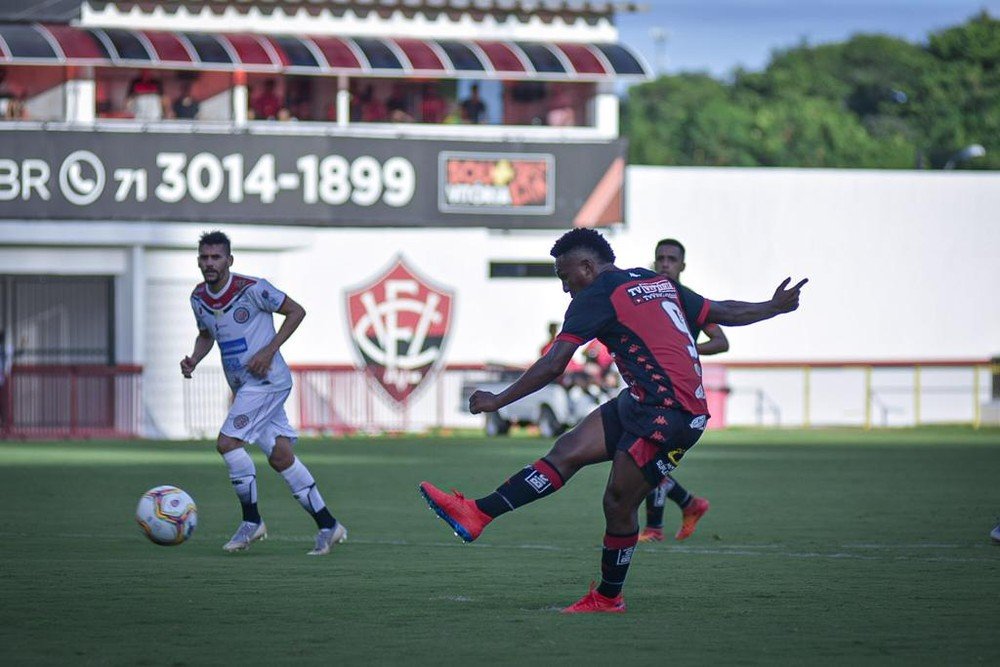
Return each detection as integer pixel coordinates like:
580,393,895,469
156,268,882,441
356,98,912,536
280,457,328,516
222,448,258,511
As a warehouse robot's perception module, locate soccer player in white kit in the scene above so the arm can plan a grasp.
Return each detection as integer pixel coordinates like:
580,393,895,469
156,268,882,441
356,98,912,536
181,231,346,555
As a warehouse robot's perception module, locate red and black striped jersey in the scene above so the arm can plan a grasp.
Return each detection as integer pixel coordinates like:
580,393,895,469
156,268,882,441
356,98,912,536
555,267,710,416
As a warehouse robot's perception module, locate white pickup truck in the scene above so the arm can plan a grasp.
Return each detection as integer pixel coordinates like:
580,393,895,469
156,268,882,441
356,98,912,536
462,370,611,438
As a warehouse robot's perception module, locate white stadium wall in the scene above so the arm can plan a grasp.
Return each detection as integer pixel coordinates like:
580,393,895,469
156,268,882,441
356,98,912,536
622,167,1000,362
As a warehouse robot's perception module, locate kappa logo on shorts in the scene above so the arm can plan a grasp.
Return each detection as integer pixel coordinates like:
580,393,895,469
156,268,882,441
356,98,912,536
345,256,454,406
616,546,635,565
233,414,250,429
525,469,552,493
233,307,250,324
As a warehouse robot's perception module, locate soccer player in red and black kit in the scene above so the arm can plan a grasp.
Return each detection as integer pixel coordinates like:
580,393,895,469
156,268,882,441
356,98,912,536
638,238,729,543
419,228,806,613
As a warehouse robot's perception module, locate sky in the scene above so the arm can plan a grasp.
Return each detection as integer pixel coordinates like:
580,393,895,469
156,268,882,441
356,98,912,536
616,0,1000,78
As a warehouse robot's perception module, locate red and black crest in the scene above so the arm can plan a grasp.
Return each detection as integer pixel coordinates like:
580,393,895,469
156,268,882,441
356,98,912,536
345,256,455,405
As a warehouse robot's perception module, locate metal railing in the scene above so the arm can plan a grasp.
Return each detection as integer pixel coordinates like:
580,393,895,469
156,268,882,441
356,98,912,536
181,364,494,437
0,364,143,439
714,359,994,429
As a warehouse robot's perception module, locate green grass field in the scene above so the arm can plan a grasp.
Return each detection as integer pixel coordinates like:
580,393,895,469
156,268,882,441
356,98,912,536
2,428,998,665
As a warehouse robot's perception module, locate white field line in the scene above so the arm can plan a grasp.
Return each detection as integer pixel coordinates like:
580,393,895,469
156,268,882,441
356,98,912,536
3,532,997,564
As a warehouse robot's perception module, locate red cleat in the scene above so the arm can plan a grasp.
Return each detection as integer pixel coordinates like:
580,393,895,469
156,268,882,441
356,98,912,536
561,583,626,614
675,497,710,541
637,527,664,543
418,481,492,543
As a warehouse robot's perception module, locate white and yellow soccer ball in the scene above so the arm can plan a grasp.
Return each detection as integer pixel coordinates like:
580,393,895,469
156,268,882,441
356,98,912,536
136,485,198,546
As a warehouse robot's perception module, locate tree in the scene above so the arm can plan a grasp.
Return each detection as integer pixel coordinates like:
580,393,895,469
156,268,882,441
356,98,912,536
622,12,998,169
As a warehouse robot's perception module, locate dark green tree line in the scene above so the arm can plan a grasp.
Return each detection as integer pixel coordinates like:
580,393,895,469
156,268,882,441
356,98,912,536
622,12,999,169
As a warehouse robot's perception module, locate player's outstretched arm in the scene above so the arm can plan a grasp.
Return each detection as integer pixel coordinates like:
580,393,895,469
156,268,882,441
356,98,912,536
247,296,306,378
469,341,576,414
697,323,730,355
707,277,808,326
180,330,214,378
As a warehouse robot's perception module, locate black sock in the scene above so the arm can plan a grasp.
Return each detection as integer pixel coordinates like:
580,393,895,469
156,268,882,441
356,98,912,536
313,507,336,530
475,458,565,519
597,531,639,598
241,501,261,524
666,477,692,509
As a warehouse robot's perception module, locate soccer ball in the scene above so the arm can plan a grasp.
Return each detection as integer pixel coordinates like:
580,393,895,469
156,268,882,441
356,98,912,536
135,485,198,546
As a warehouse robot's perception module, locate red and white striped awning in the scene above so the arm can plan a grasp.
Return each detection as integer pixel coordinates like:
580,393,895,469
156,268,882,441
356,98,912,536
0,23,650,80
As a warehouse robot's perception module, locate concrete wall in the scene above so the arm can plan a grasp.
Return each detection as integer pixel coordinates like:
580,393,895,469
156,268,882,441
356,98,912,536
622,167,1000,362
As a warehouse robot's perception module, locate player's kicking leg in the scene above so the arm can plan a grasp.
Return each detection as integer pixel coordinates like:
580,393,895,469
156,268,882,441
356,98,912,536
419,404,613,542
268,437,346,556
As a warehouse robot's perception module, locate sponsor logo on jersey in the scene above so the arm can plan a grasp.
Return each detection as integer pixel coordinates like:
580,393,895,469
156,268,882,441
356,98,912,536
345,256,454,406
625,279,678,305
233,307,250,324
438,151,554,214
218,338,248,357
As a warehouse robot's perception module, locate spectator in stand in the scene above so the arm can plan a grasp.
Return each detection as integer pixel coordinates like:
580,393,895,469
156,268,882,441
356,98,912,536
460,83,487,124
127,70,166,121
546,90,576,127
171,82,200,120
386,85,413,122
251,79,282,120
443,102,463,124
359,85,387,122
420,83,446,123
0,69,25,120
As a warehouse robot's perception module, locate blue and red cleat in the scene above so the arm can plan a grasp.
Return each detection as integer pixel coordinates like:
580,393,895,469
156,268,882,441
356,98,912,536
561,583,626,614
419,481,492,543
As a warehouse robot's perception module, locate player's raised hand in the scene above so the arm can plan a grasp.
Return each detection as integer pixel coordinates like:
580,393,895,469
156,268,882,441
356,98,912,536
469,390,501,415
180,355,197,378
770,277,808,314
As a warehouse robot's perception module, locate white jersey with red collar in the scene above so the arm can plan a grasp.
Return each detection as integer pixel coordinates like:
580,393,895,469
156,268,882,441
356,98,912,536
190,273,292,393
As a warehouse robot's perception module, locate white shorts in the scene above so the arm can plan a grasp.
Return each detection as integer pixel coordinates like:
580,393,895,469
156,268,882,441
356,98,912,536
220,388,297,457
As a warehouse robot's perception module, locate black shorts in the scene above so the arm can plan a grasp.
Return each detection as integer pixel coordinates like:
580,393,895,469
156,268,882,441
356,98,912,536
600,390,708,487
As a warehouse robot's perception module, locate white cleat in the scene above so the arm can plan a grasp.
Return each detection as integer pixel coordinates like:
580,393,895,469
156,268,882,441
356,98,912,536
223,521,267,552
308,522,347,556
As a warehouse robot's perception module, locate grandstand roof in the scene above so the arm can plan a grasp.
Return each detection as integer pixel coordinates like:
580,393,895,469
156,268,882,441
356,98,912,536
0,21,649,80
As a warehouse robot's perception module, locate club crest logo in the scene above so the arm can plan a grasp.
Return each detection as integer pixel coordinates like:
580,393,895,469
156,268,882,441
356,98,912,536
233,307,250,323
345,256,455,405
